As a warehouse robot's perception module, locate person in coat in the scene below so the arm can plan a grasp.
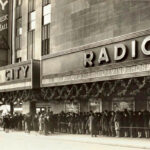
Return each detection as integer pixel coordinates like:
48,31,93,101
136,111,144,138
24,113,31,133
32,114,39,132
143,110,150,138
122,110,129,137
3,114,10,133
88,113,97,137
109,111,115,137
101,110,109,136
114,111,122,137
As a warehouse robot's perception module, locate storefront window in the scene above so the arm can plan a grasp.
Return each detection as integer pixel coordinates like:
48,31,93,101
88,99,102,112
65,101,80,113
112,97,135,111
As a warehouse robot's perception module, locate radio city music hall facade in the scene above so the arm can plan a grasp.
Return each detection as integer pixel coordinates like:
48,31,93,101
1,0,150,114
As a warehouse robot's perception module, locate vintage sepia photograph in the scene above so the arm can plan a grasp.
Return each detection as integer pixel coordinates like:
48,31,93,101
0,0,150,150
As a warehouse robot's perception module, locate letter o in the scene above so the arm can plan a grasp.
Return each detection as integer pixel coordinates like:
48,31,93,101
141,36,150,55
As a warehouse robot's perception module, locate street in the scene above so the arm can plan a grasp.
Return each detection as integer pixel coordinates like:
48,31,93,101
0,131,149,150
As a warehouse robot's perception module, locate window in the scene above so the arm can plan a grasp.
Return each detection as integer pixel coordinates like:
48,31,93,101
42,0,51,56
16,0,22,18
15,0,22,53
29,11,36,31
27,31,35,59
42,0,50,6
28,0,35,12
16,36,22,50
16,18,22,36
43,4,51,25
16,57,22,63
28,0,35,59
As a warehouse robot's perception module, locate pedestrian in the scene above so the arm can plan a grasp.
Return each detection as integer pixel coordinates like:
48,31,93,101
102,110,109,136
110,111,115,137
122,110,129,137
88,112,97,137
43,115,49,135
32,114,39,132
114,111,121,137
136,111,144,138
3,114,10,133
143,110,149,138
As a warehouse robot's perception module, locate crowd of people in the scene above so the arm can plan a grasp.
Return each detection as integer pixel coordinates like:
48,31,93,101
1,109,150,138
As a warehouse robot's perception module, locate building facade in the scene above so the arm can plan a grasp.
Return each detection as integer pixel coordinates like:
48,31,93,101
1,0,150,114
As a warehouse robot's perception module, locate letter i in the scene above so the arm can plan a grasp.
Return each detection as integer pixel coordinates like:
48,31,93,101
132,40,137,58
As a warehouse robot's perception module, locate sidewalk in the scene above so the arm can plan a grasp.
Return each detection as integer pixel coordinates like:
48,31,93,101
1,130,150,149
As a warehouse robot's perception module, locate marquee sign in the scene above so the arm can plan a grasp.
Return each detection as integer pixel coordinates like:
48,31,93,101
84,36,150,67
0,60,40,92
0,0,8,50
41,32,150,87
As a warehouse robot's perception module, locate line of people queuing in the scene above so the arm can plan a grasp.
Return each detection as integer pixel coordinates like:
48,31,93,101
1,109,150,138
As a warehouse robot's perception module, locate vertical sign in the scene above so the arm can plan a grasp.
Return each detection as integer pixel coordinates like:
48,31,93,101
0,0,8,50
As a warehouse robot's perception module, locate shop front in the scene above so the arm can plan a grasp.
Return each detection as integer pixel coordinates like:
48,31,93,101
0,60,40,115
41,30,150,113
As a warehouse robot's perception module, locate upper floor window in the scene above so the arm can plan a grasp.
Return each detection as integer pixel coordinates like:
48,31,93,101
42,0,51,56
28,0,35,12
42,0,50,6
15,0,22,52
29,11,36,31
43,4,51,25
16,18,22,36
16,0,22,18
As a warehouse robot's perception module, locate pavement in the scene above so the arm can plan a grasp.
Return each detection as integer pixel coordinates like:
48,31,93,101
0,130,150,150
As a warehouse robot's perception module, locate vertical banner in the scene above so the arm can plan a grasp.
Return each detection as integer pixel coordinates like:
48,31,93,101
0,0,9,50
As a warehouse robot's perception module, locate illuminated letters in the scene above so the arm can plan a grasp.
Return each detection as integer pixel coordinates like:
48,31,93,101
131,40,137,58
141,36,150,55
84,51,94,67
98,47,110,64
84,36,150,68
5,65,29,81
114,44,127,61
0,0,8,11
22,65,29,78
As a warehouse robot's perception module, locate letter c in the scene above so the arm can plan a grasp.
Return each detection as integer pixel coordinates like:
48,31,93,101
141,36,150,55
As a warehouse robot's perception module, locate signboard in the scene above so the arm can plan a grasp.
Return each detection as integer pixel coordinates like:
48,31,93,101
42,32,150,87
0,64,31,84
0,0,8,50
84,36,150,67
0,60,40,92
